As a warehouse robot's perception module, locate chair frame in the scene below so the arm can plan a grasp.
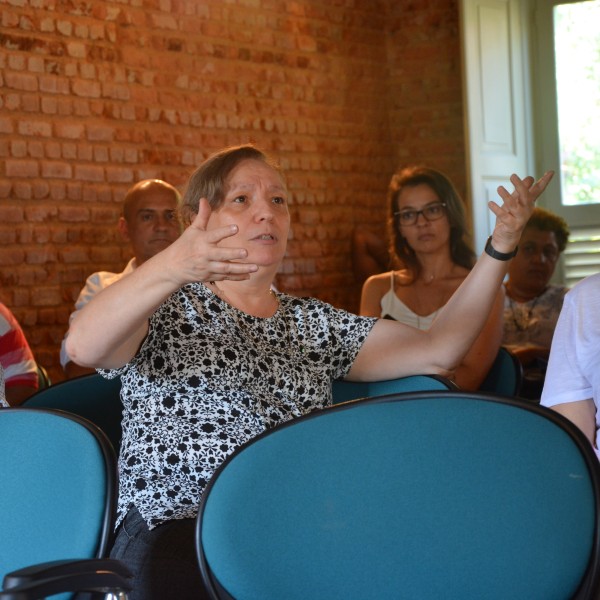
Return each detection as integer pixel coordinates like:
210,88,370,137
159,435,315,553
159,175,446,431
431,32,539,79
196,391,600,600
331,373,457,404
0,408,128,598
479,345,524,397
23,373,124,453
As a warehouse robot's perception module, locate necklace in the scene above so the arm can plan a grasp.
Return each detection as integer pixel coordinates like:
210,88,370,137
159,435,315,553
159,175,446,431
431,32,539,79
508,296,540,332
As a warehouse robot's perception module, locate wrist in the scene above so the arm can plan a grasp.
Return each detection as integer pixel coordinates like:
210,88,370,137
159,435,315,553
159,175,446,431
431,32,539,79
484,236,518,261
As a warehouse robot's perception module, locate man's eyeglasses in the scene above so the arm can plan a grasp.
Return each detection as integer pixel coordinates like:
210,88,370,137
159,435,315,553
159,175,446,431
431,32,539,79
394,202,447,226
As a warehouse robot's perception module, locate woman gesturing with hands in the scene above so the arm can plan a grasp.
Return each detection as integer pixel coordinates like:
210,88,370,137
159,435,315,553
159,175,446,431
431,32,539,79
66,144,552,600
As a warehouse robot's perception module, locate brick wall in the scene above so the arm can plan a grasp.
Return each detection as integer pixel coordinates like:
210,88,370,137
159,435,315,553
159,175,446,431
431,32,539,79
387,1,466,188
0,0,465,382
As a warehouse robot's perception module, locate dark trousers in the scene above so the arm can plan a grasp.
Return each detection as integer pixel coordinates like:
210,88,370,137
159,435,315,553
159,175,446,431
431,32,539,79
110,507,209,600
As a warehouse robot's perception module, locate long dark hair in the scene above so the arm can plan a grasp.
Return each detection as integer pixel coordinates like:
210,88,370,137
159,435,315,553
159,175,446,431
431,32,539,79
387,166,475,283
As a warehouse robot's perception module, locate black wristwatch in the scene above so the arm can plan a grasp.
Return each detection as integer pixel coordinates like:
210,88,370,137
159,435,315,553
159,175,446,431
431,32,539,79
484,236,518,261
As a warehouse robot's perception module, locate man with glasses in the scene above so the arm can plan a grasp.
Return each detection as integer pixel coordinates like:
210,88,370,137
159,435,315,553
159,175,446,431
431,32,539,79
503,206,570,400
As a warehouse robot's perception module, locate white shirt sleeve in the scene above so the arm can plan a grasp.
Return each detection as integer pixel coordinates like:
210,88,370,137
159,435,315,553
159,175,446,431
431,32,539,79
541,274,600,453
540,281,595,407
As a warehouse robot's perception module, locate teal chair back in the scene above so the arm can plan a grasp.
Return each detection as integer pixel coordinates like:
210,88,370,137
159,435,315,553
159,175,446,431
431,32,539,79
0,408,117,584
331,373,456,404
23,373,123,453
479,346,523,397
197,392,600,600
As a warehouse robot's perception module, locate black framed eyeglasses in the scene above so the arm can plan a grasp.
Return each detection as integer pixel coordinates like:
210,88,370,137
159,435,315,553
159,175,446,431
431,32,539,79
394,202,447,226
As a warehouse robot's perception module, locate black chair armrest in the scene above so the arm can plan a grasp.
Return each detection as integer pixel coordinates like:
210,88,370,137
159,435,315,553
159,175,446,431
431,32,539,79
0,560,132,599
3,558,132,589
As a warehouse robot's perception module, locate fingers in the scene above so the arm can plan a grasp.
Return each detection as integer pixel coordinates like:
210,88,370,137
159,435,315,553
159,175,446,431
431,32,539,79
188,199,241,246
496,170,553,206
529,170,554,197
208,261,258,282
509,174,534,196
190,198,211,231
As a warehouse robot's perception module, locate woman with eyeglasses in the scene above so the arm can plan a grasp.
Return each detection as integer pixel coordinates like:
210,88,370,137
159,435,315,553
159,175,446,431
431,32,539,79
360,165,504,390
503,206,570,400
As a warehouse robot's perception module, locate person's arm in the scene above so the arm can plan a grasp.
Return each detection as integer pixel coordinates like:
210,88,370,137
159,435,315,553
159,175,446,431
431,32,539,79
359,273,390,318
66,200,259,370
551,399,597,448
61,273,110,376
453,287,504,391
348,171,553,382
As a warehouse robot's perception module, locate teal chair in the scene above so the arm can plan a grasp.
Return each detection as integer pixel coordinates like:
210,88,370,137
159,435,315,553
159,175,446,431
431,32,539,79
197,392,600,599
23,373,123,454
478,346,523,397
332,373,457,404
0,408,131,599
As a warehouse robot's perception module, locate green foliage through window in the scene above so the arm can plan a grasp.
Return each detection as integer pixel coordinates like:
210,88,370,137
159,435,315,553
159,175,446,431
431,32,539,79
554,1,600,205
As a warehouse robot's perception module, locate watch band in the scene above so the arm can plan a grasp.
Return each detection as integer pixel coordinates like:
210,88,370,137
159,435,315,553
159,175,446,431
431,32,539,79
484,236,518,261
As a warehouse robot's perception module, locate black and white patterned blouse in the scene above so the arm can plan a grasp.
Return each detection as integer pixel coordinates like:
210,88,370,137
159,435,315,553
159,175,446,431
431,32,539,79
102,283,376,529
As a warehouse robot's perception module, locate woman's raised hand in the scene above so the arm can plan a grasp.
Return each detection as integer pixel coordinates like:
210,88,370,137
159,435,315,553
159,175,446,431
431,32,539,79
487,171,554,253
161,198,258,286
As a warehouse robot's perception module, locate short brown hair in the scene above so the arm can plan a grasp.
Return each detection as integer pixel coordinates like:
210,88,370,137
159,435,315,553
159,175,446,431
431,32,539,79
525,207,570,253
181,145,283,224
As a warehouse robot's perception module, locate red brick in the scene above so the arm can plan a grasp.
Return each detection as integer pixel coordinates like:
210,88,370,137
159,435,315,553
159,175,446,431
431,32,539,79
5,159,39,177
25,205,59,222
32,181,50,198
58,206,90,222
72,79,101,97
87,124,114,142
41,96,58,114
30,287,63,306
4,71,38,91
106,166,134,183
59,247,90,263
74,165,104,182
0,248,25,266
26,247,58,264
0,0,465,377
42,161,73,178
0,116,14,134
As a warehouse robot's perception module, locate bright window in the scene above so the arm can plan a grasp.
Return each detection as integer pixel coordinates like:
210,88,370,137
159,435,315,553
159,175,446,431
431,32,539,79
554,0,600,205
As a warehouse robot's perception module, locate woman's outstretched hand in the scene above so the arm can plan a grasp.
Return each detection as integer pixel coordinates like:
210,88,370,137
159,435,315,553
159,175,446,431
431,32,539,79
487,171,554,253
161,198,258,286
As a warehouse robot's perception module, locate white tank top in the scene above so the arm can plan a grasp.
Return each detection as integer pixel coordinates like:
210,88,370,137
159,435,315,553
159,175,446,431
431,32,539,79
380,272,438,330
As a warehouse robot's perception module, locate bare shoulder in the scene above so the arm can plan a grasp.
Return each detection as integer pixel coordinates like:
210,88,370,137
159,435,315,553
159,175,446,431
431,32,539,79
394,269,412,285
364,270,394,290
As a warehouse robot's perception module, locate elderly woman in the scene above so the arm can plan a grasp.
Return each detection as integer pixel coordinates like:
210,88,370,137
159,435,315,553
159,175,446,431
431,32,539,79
360,166,504,390
66,145,552,599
